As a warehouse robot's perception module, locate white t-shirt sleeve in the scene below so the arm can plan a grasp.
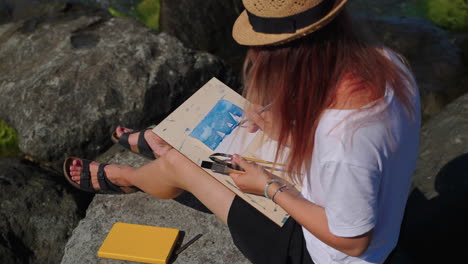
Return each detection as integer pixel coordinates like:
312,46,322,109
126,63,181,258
320,160,381,237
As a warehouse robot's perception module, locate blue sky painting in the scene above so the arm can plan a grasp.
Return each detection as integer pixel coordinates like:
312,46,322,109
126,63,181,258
189,99,243,150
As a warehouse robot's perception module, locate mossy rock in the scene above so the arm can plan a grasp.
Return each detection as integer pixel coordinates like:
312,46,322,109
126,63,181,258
426,0,468,32
0,121,20,158
108,0,160,30
135,0,160,30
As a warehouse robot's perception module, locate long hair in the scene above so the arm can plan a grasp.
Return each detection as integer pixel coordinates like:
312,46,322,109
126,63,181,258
242,8,415,184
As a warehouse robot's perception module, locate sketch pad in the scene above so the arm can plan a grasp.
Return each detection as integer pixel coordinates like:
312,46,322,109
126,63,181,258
152,78,291,226
98,222,180,264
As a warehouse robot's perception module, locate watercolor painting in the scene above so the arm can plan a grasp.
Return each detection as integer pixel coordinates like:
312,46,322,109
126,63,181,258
153,78,289,226
189,99,243,150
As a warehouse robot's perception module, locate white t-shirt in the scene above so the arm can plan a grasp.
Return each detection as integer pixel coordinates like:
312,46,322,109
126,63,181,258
216,49,421,264
301,50,421,264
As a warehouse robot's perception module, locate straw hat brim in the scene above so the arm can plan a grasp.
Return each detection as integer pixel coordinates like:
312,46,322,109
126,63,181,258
232,0,349,46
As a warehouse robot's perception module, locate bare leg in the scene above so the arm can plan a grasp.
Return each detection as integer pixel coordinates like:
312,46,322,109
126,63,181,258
69,130,236,224
128,149,236,224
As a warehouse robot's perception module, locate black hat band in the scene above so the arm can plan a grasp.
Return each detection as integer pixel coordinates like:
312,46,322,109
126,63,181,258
247,0,332,34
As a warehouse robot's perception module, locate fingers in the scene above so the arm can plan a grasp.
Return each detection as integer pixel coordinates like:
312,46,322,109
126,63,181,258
247,122,260,133
229,172,241,182
245,108,265,133
231,154,254,171
244,105,278,140
248,111,266,130
229,154,271,195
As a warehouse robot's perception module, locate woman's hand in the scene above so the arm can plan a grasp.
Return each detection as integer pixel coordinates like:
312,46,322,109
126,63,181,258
244,104,281,141
229,154,273,196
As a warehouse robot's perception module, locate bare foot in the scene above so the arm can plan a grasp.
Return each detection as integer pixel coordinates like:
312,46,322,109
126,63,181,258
68,159,133,191
115,126,173,157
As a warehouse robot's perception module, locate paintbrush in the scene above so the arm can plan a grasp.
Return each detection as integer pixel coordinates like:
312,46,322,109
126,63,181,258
201,161,246,175
238,103,272,127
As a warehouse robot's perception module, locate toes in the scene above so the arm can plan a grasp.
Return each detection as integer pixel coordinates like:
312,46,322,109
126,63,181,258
115,126,124,137
72,159,82,166
115,126,133,138
69,159,83,183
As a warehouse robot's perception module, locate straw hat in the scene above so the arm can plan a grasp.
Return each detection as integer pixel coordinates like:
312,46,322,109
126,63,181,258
233,0,349,46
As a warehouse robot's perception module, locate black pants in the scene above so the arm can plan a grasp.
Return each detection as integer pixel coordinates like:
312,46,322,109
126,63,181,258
227,196,314,264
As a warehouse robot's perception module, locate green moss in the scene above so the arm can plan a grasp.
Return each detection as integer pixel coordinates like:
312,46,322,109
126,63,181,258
426,0,468,32
135,0,160,30
108,7,129,18
108,0,160,30
0,120,20,158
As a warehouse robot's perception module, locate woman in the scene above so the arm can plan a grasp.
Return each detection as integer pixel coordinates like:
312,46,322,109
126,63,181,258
64,0,421,263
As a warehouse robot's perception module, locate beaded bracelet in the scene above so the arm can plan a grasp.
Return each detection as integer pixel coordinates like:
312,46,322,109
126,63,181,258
271,184,289,203
264,179,282,199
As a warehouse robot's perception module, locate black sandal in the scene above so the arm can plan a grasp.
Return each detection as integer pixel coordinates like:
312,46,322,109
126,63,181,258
111,128,157,160
63,157,139,194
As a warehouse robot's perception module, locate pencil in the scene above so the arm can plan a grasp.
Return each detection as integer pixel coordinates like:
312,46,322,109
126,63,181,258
238,103,272,127
242,156,285,167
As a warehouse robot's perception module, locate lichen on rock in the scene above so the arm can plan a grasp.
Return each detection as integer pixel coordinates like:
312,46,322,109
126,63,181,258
426,0,468,32
0,120,20,158
108,0,160,30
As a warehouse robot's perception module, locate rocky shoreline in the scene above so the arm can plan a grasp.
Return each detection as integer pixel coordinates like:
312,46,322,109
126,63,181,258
0,1,467,264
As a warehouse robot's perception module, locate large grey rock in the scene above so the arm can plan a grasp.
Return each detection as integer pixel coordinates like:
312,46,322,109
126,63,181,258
398,92,468,264
0,7,238,164
0,0,68,22
0,158,88,264
160,0,246,72
360,16,467,121
0,0,247,71
411,92,468,199
61,146,249,264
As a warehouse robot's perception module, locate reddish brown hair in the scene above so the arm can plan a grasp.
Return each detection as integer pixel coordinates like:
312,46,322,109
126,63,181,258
242,8,415,184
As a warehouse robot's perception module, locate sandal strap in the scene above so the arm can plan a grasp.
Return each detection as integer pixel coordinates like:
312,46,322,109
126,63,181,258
80,159,93,192
118,130,140,150
138,130,156,159
116,129,156,160
96,163,125,194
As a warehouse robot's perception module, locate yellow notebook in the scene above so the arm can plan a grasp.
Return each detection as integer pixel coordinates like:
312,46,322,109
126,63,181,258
98,222,180,264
